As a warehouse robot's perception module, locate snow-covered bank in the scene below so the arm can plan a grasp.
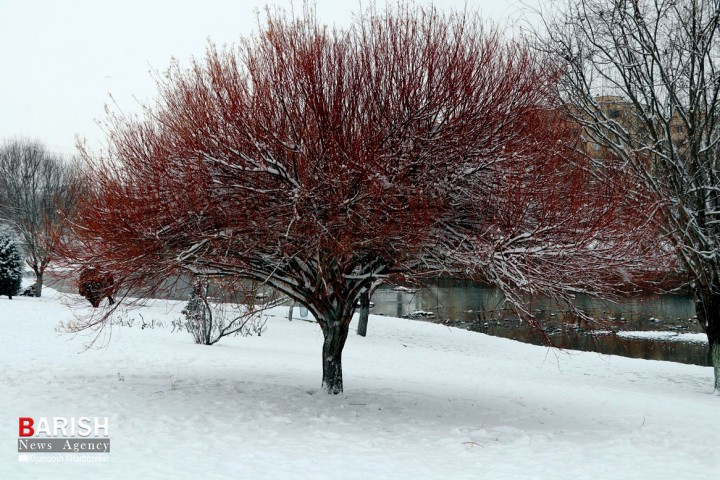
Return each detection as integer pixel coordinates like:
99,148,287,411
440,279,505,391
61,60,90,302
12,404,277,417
1,289,718,479
617,330,708,343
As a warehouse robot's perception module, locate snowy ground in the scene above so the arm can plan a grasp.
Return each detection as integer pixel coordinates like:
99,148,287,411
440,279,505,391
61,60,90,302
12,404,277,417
1,288,719,479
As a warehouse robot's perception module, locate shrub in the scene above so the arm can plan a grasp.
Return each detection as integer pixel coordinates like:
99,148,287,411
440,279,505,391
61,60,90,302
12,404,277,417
180,278,268,345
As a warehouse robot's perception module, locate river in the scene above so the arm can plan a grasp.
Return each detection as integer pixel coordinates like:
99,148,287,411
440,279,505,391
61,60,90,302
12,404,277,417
370,279,708,366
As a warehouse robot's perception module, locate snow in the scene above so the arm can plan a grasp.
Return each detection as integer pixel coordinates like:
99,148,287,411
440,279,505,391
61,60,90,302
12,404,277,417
1,288,719,479
618,331,709,344
405,310,435,318
391,286,418,294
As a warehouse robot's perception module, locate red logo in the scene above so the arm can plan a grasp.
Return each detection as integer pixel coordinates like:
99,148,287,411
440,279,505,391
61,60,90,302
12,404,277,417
19,417,34,437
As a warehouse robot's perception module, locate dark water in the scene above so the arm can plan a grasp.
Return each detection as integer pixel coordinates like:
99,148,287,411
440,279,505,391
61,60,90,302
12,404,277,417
370,279,709,366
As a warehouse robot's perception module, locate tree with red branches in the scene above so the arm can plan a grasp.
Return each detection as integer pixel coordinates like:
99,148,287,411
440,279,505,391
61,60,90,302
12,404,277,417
62,4,660,394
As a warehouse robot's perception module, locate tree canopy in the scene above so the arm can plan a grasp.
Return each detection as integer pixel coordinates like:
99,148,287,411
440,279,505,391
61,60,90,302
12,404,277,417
63,4,657,393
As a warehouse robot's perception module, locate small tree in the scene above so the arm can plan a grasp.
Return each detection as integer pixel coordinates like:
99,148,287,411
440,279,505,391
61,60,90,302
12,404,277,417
78,266,115,308
182,279,215,345
0,226,23,299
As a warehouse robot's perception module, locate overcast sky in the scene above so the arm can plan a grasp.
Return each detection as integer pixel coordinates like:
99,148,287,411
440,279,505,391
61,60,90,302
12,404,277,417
0,0,532,157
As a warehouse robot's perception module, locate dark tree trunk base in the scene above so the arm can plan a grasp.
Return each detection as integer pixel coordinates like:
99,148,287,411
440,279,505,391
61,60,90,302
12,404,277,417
321,320,350,394
712,343,720,394
694,289,720,393
34,272,43,298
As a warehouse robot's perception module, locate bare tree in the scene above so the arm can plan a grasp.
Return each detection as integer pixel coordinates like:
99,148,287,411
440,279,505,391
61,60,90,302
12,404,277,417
541,0,720,392
0,139,81,297
61,4,657,394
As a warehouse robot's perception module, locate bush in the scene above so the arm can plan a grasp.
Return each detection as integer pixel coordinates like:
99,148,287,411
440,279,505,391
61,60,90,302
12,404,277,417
0,227,23,299
180,278,268,345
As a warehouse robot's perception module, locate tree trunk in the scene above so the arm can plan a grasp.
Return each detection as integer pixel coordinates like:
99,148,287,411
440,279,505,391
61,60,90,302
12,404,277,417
694,289,720,393
288,301,296,321
356,290,369,337
713,343,720,394
320,319,350,394
34,270,43,298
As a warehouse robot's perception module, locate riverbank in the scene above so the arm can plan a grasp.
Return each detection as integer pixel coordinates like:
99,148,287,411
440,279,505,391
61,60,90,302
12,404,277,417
43,270,709,366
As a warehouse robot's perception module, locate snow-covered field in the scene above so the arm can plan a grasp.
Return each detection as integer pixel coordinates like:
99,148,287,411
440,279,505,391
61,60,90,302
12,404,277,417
1,288,719,479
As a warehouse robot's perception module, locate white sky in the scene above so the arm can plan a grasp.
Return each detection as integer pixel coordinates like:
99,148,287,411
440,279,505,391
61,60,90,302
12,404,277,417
0,0,530,158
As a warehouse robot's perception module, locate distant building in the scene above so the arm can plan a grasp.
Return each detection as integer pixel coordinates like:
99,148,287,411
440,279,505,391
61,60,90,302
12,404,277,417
576,95,688,163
